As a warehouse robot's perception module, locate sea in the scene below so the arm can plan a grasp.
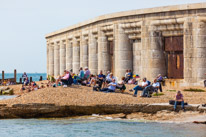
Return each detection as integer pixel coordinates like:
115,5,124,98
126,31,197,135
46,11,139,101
0,73,47,82
0,118,205,137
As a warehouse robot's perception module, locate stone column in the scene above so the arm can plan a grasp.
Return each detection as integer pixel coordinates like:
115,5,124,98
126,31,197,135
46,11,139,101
148,26,166,80
133,40,142,76
141,21,150,79
184,18,194,84
72,39,80,74
54,42,60,76
194,21,206,83
115,25,132,79
98,30,110,74
82,38,88,68
49,44,54,76
66,41,72,70
47,43,49,76
89,34,98,75
60,41,66,75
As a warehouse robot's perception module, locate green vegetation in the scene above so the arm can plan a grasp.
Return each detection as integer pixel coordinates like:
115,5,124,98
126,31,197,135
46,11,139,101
167,89,176,92
153,93,164,96
183,88,205,92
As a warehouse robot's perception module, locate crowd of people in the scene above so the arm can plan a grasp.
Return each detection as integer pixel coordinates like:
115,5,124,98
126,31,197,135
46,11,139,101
20,72,46,92
47,67,166,96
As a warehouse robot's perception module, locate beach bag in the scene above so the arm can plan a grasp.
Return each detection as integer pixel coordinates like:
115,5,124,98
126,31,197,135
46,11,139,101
169,100,188,105
93,86,100,91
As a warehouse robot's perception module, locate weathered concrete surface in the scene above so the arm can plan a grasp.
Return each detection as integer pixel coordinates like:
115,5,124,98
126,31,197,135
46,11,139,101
46,3,206,87
0,103,204,119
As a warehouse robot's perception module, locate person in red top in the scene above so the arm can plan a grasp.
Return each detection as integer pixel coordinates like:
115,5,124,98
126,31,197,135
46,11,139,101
174,91,185,111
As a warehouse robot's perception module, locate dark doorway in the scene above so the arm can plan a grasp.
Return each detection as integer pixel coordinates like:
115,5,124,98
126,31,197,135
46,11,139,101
164,36,184,79
109,41,114,74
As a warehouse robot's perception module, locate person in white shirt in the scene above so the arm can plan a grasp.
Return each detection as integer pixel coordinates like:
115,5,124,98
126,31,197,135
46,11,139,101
129,77,149,97
141,79,160,97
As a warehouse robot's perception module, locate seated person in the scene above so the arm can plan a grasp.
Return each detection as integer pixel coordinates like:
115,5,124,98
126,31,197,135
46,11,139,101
55,70,67,85
141,79,159,97
100,79,117,93
102,73,114,88
88,70,105,87
124,70,129,78
174,91,185,111
61,71,70,87
79,67,85,79
129,77,149,97
128,78,137,85
96,70,106,88
125,69,133,83
23,77,30,86
204,73,206,87
157,74,164,92
117,77,126,93
30,81,38,91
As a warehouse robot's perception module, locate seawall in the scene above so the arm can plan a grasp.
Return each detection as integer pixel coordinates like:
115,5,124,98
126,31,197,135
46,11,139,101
0,103,205,119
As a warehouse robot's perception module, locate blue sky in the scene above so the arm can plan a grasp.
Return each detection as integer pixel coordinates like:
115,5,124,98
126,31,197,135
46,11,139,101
0,0,205,73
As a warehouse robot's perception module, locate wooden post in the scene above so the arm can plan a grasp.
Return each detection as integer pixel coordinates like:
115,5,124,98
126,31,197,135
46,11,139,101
39,76,43,81
19,78,22,84
2,71,4,84
14,69,17,84
30,77,32,82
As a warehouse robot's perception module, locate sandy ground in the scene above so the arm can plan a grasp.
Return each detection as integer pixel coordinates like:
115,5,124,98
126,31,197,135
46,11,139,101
0,80,206,107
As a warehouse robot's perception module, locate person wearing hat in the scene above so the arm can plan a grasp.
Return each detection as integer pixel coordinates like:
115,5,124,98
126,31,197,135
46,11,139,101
174,91,185,111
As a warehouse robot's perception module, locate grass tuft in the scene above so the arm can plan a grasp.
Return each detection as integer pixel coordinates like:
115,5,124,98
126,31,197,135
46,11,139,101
153,93,164,96
183,88,205,92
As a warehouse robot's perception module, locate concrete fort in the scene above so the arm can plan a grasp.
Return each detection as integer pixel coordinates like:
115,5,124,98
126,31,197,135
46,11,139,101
45,3,206,87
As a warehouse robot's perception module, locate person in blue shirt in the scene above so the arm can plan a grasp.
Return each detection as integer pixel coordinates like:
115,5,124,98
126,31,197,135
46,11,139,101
125,70,133,83
79,67,85,79
100,79,117,92
88,70,105,87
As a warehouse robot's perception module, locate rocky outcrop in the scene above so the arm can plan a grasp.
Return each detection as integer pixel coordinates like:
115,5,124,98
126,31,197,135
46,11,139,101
0,103,204,119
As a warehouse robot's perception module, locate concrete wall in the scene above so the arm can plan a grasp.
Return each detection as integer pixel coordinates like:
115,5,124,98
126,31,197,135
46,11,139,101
46,3,206,86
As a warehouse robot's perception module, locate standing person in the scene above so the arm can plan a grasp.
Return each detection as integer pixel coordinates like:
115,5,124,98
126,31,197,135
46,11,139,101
129,77,149,97
174,91,185,111
204,73,206,87
100,79,117,93
22,72,28,82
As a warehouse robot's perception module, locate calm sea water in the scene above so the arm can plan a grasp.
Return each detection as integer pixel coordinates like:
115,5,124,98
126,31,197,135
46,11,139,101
0,119,205,137
0,73,47,82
